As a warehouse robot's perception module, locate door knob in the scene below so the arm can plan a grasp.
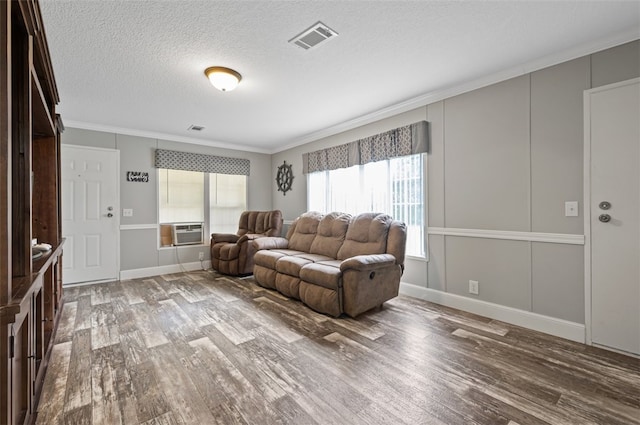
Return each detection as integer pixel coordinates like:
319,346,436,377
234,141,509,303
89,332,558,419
107,213,113,218
599,201,611,210
599,214,611,223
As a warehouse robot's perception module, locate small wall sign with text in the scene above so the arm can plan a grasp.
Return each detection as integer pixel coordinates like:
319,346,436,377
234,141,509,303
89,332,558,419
126,171,149,182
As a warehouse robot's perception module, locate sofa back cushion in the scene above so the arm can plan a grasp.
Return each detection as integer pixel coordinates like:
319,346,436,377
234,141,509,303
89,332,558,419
309,212,351,258
387,220,407,267
287,211,322,252
337,212,392,260
238,210,283,237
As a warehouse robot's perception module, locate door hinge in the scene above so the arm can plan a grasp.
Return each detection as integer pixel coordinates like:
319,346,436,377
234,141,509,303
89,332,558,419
9,335,15,359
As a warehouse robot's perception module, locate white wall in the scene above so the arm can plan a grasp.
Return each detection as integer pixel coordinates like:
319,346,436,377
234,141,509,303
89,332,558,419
61,40,639,340
61,129,272,274
270,40,640,335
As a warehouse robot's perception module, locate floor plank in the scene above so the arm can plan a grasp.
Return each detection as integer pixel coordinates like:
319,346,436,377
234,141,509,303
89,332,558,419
37,270,640,425
35,341,72,425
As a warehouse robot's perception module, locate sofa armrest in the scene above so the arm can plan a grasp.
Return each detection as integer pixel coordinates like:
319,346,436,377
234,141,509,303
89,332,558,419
211,233,239,244
340,254,396,272
252,237,289,250
237,233,266,244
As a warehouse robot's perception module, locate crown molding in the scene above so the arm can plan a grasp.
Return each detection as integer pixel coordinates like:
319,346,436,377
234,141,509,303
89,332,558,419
65,30,638,156
64,120,272,155
274,29,640,154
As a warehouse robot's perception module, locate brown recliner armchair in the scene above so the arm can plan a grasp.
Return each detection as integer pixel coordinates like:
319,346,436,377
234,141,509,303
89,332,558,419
210,210,283,276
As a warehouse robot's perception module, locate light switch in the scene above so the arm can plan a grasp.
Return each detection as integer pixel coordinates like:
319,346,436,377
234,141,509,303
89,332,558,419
565,201,578,217
123,208,133,217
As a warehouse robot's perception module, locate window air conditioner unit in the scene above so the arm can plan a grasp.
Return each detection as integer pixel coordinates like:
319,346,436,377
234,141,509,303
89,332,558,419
171,222,203,246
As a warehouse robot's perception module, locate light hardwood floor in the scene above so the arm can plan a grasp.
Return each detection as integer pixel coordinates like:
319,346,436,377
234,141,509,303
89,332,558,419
35,270,639,425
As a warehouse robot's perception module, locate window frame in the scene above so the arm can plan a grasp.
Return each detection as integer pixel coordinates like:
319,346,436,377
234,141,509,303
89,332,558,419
157,168,248,249
306,153,428,260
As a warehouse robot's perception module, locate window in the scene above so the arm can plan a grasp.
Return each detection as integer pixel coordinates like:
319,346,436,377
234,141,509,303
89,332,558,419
158,169,247,245
158,169,204,223
209,173,247,234
308,154,425,257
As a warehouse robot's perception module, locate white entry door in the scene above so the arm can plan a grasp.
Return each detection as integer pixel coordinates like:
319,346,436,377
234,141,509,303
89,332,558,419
61,145,119,284
586,78,640,356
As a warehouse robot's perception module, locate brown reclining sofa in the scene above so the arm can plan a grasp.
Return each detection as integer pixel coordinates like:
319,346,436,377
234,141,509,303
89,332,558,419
252,211,407,317
211,210,283,276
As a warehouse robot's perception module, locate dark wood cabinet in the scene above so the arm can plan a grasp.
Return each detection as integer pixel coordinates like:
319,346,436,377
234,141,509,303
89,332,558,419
1,1,63,424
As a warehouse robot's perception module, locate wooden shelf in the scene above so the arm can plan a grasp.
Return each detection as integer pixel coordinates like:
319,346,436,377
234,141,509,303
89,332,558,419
31,68,54,137
4,241,63,325
32,240,64,274
1,1,63,424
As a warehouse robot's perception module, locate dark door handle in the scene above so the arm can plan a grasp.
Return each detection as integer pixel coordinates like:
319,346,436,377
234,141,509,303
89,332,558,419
599,214,611,223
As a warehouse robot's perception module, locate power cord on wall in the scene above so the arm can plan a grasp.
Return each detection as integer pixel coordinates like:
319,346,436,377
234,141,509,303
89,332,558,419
175,246,188,273
175,245,208,273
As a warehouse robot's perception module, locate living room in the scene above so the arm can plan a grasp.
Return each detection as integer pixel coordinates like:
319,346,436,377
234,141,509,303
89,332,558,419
58,42,639,347
1,1,639,424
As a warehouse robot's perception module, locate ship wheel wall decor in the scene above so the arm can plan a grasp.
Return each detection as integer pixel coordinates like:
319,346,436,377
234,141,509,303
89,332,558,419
276,161,294,195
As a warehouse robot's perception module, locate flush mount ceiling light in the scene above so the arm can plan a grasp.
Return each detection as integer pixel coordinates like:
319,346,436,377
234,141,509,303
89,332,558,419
204,66,242,92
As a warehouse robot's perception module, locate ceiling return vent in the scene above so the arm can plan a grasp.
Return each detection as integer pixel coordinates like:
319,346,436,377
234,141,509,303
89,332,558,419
289,21,338,50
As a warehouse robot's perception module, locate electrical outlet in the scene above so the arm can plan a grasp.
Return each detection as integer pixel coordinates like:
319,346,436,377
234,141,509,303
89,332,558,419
198,252,204,261
469,280,479,295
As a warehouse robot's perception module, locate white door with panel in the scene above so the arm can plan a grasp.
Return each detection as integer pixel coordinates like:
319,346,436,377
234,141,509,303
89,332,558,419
61,145,119,284
586,78,640,356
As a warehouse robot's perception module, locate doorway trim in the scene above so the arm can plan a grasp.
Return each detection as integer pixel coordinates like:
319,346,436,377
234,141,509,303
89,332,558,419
583,77,640,347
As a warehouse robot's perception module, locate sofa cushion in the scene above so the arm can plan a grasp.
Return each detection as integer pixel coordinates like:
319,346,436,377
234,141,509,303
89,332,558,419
276,256,314,277
300,261,342,290
294,253,334,263
255,250,286,269
272,249,307,256
238,210,283,237
215,243,240,261
273,251,335,277
287,211,322,252
309,212,351,258
275,274,301,299
254,265,277,289
254,249,307,269
387,221,407,269
299,282,341,317
337,213,392,260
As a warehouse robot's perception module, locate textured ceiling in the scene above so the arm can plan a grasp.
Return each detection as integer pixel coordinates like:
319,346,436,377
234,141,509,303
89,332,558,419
40,1,639,153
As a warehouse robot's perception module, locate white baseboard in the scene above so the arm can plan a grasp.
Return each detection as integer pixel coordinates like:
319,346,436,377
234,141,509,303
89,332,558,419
399,282,586,343
120,260,211,280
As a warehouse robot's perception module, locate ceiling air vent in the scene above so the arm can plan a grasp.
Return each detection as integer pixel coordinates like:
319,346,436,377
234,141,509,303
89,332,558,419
188,125,205,132
289,21,338,50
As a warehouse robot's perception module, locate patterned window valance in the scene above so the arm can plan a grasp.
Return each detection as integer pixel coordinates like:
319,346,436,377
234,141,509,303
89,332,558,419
154,149,250,176
302,120,429,174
